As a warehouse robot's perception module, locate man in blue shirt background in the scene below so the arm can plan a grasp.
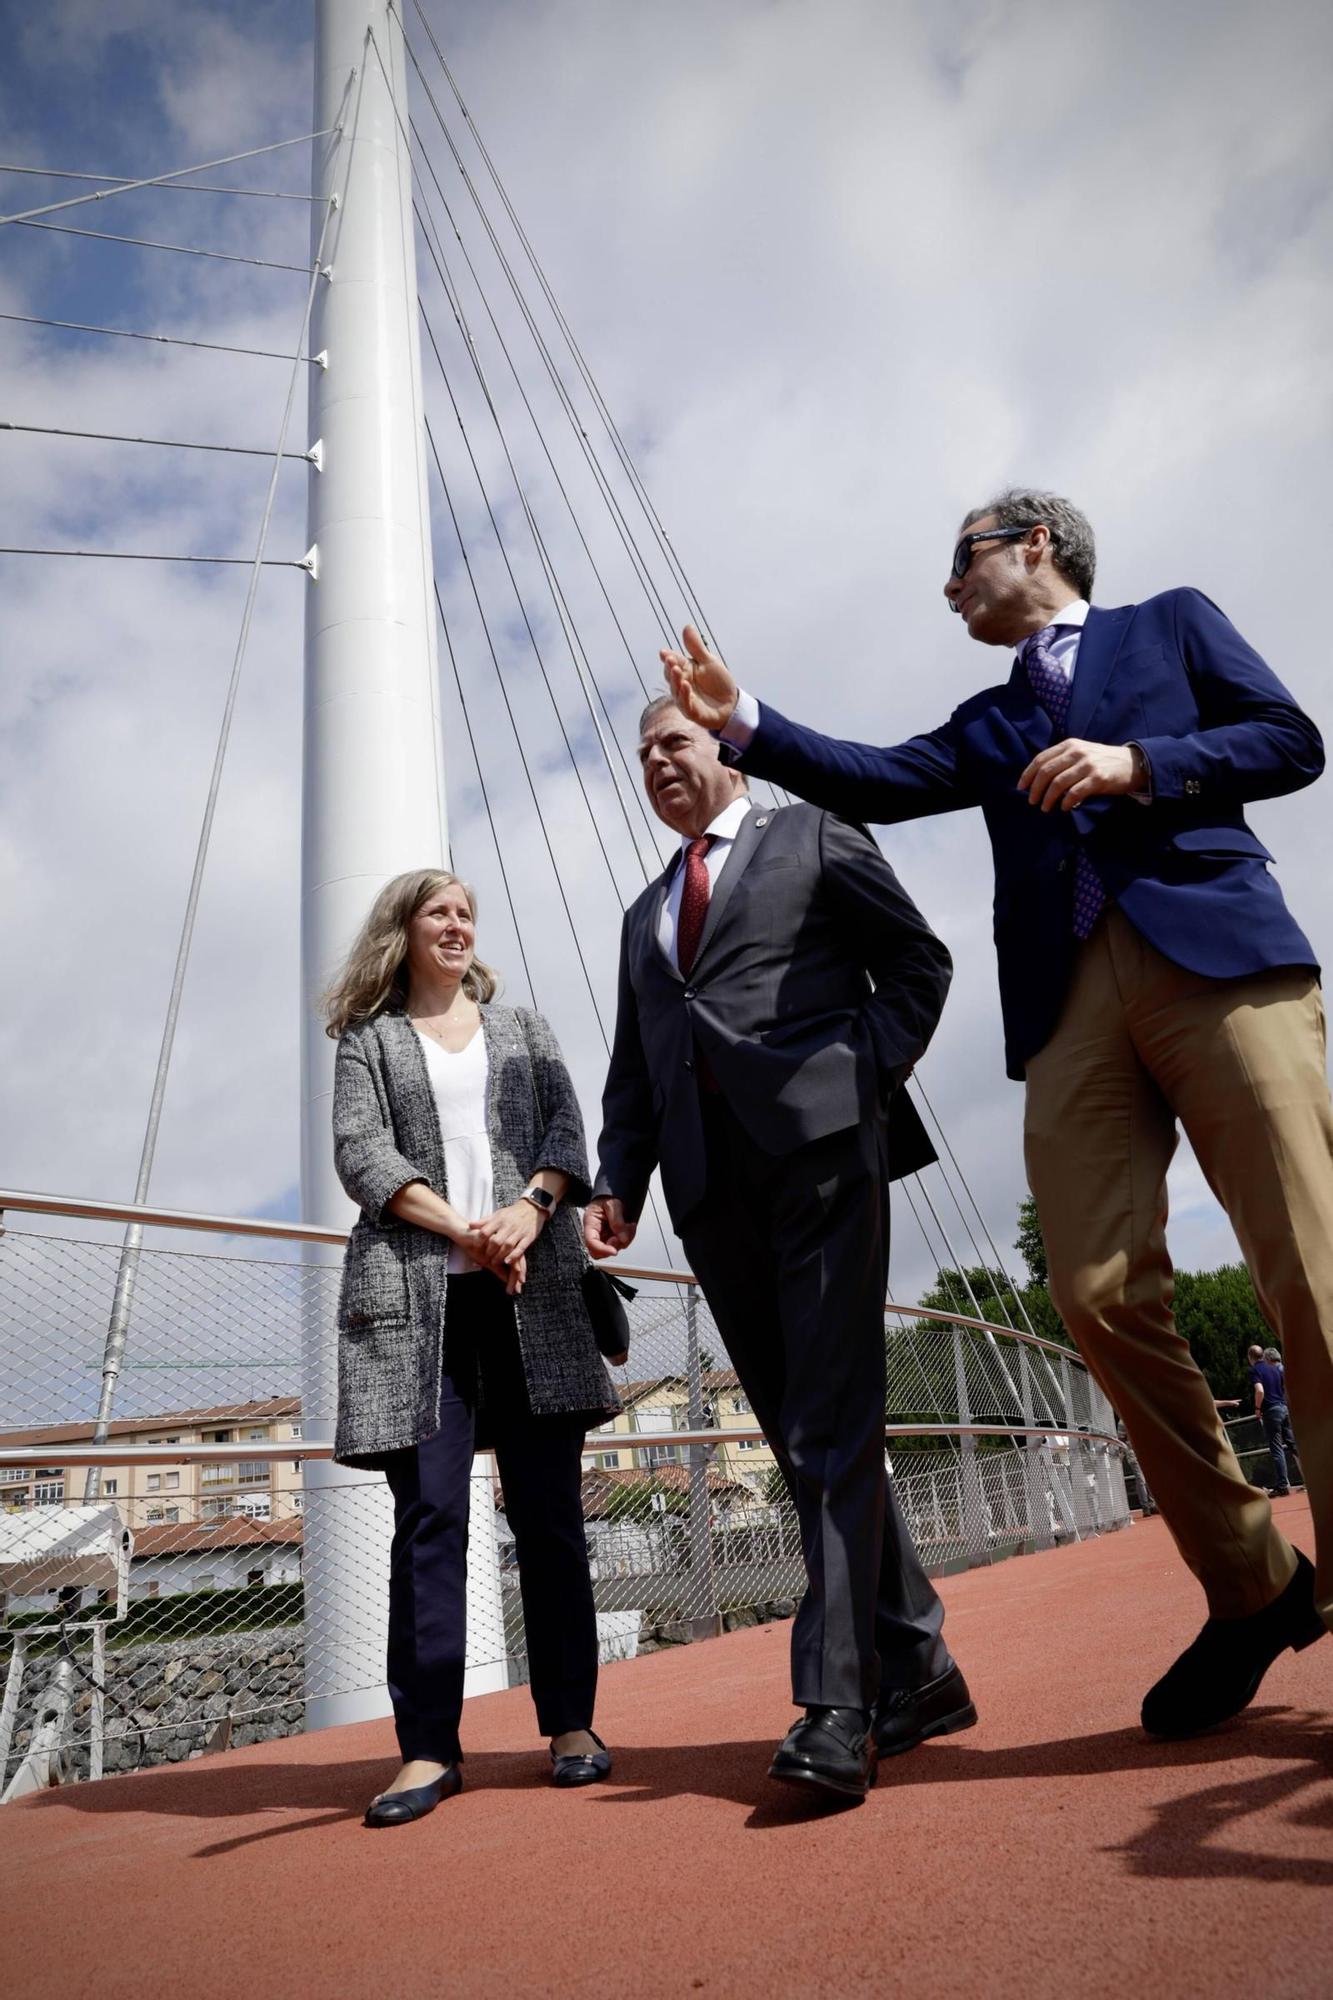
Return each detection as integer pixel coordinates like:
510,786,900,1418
1250,1345,1304,1500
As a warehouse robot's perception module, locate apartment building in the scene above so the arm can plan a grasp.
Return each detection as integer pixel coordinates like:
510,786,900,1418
587,1369,777,1493
0,1398,305,1527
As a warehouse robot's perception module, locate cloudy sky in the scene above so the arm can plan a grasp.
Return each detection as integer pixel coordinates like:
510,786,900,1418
2,0,1331,1316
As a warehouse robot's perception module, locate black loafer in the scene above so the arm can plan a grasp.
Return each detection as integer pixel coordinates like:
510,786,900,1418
768,1706,877,1801
363,1764,462,1827
874,1661,978,1758
551,1731,612,1787
1142,1549,1328,1740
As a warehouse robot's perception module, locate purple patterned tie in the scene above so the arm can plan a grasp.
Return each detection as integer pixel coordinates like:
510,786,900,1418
1023,627,1105,940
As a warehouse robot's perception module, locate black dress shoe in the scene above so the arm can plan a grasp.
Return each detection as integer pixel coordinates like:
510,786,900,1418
1141,1549,1328,1740
768,1706,877,1801
874,1661,978,1758
363,1764,462,1827
550,1731,612,1787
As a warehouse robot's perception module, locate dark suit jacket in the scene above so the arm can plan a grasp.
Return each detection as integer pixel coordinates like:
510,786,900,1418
735,589,1323,1078
593,801,952,1230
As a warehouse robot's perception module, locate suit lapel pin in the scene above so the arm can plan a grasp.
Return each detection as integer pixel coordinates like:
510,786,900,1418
754,815,769,827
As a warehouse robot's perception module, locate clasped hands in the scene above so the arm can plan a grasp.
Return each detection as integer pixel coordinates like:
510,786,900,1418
660,622,1142,811
458,1200,547,1296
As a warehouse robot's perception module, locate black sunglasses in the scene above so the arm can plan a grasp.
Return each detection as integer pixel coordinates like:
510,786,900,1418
951,526,1029,579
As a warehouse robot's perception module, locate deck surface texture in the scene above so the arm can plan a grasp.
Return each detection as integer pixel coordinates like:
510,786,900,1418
4,1497,1331,1998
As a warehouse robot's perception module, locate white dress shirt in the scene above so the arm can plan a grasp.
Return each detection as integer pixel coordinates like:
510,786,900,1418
657,795,753,970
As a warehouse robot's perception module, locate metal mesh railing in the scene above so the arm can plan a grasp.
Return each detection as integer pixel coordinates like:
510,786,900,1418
0,1197,1129,1788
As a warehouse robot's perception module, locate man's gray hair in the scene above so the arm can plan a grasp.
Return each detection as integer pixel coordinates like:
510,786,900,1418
1263,1345,1282,1363
963,488,1096,602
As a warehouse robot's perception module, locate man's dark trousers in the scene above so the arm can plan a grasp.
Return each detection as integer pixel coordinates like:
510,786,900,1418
681,1092,947,1711
1262,1403,1302,1493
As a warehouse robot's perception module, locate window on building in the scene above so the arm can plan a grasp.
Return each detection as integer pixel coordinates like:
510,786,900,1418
163,1507,179,1524
103,1479,118,1496
290,1422,303,1439
236,1462,268,1487
736,1439,761,1451
202,1430,234,1444
146,1473,161,1492
246,1428,267,1442
290,1493,304,1512
246,1569,264,1587
236,1495,272,1521
731,1396,751,1415
594,1452,620,1469
641,1444,682,1469
34,1481,64,1505
165,1472,180,1491
147,1508,164,1523
201,1497,234,1519
200,1464,231,1487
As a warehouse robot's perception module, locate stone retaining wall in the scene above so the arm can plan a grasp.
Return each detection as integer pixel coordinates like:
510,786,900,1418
3,1626,303,1784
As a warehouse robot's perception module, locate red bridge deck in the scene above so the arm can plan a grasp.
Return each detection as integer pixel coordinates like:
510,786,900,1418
5,1499,1330,1999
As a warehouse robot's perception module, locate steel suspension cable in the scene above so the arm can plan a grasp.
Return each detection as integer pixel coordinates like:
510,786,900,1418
433,583,538,1005
0,166,317,202
401,12,793,813
415,240,662,876
398,30,682,652
3,420,313,462
13,219,314,271
81,190,340,1502
423,412,613,1054
0,309,321,363
404,0,716,642
0,548,307,567
910,1077,1039,1337
0,129,338,227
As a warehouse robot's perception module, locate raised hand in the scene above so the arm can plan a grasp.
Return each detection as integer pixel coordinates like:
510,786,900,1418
583,1196,636,1260
1018,739,1144,811
660,623,739,732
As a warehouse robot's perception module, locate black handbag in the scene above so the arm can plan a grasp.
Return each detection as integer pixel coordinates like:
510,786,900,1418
581,1264,636,1361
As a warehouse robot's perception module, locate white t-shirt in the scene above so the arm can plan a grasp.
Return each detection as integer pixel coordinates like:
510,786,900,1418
415,1027,494,1275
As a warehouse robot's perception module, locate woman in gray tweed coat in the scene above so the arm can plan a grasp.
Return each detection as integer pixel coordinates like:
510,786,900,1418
327,867,621,1828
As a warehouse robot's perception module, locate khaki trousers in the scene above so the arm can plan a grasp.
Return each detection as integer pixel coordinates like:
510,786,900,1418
1024,906,1333,1630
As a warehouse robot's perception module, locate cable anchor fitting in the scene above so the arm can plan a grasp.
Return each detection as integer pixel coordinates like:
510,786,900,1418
300,544,320,581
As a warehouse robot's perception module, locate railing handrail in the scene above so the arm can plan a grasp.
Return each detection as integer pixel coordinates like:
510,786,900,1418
0,1425,1122,1470
0,1185,1085,1363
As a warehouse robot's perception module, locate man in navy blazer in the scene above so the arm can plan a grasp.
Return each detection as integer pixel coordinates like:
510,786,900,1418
663,488,1332,1740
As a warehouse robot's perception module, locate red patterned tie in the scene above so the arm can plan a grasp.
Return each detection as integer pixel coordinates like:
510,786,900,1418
676,835,712,975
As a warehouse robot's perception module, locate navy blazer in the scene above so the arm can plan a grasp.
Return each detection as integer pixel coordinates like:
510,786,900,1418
736,589,1323,1079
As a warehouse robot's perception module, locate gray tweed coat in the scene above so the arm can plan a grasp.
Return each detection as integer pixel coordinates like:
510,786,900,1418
331,1004,618,1467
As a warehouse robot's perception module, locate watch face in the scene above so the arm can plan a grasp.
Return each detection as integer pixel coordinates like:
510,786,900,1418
526,1187,554,1210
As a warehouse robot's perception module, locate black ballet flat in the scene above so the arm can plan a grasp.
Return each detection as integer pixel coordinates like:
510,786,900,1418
363,1763,462,1827
550,1732,612,1787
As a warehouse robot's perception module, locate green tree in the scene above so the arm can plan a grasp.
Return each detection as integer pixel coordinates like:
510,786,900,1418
1171,1263,1271,1402
1014,1196,1048,1287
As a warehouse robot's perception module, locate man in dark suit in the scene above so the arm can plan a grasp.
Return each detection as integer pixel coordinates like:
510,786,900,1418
662,487,1332,1739
585,696,972,1799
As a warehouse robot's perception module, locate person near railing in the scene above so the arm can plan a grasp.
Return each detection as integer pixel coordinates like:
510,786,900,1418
586,696,975,1803
1249,1345,1305,1499
326,870,622,1827
661,486,1332,1741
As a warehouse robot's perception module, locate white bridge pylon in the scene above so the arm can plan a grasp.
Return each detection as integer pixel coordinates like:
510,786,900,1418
300,0,503,1735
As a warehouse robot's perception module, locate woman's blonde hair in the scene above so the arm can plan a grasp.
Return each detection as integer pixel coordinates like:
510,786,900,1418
323,869,500,1038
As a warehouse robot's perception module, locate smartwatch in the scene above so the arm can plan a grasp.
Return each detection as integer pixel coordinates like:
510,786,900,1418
520,1185,556,1215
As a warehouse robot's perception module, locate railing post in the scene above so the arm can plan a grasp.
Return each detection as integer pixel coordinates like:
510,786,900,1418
1018,1346,1054,1551
684,1291,719,1637
951,1327,991,1566
1060,1355,1095,1536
